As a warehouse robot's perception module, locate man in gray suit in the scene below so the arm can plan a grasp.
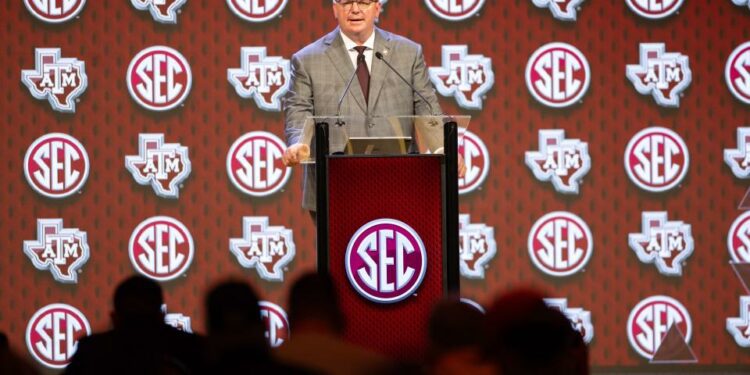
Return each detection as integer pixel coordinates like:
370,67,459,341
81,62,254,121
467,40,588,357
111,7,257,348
283,0,462,213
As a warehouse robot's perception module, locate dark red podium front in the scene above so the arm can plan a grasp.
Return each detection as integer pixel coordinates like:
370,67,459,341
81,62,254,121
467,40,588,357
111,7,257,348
328,156,445,358
311,117,462,361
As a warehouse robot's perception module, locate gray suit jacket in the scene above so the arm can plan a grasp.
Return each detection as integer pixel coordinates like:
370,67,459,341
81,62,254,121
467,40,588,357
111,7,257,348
283,27,442,211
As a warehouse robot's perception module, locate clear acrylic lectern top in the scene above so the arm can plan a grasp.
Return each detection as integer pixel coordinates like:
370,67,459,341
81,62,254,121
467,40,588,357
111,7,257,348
294,115,471,164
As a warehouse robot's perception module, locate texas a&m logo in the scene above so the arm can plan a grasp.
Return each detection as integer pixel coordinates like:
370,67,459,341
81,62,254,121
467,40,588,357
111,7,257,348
129,216,194,281
229,216,296,282
525,42,590,108
24,0,86,23
459,214,497,279
24,133,89,199
626,43,691,107
260,301,289,348
625,0,684,19
227,131,291,197
125,134,191,199
424,0,486,21
544,298,594,344
724,127,750,178
26,303,91,369
726,42,750,105
24,219,89,284
726,296,750,348
627,295,692,360
728,211,750,264
629,212,694,276
458,129,489,194
162,305,193,333
624,127,689,193
226,0,287,22
525,129,591,194
228,47,290,112
22,48,87,113
346,219,427,303
528,211,593,277
531,0,586,21
429,45,494,110
131,0,187,24
127,46,192,111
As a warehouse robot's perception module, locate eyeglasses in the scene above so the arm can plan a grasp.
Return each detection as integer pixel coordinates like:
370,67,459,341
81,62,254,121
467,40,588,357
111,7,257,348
336,0,378,11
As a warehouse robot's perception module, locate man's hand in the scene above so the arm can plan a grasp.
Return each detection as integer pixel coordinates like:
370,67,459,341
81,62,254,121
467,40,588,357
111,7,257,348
282,143,311,166
458,153,467,179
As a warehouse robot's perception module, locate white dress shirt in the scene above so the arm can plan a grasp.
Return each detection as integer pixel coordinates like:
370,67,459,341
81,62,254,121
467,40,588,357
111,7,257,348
340,31,375,73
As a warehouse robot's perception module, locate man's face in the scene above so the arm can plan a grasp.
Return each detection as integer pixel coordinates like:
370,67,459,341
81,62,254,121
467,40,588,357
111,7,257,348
333,1,381,43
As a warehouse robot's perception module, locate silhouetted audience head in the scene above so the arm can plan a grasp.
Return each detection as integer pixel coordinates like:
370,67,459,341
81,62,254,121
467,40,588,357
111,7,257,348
112,275,164,328
0,331,39,375
424,298,494,375
203,280,273,373
205,280,262,335
482,288,589,375
428,298,484,354
65,276,204,375
288,272,343,335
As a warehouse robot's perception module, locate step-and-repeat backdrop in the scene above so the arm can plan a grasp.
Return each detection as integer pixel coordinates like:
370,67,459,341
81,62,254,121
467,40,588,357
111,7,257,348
2,0,750,371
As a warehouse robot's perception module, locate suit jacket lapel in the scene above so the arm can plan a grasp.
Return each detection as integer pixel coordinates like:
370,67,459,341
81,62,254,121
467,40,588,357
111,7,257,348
323,28,367,114
368,28,393,112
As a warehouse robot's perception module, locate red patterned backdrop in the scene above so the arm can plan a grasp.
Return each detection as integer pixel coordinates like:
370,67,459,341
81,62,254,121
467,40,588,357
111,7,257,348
1,0,749,372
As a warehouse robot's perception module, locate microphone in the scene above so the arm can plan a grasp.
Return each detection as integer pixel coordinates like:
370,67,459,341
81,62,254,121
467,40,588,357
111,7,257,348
375,51,438,116
336,66,360,120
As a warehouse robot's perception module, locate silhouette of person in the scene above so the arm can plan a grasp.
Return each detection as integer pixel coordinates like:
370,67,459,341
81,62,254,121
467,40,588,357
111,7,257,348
65,275,204,375
0,331,39,375
274,272,390,375
425,298,494,375
481,289,589,375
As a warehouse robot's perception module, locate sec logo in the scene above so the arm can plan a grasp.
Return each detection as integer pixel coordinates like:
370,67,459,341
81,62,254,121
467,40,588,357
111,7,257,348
625,0,684,19
727,211,750,263
528,211,593,277
129,216,194,281
627,295,692,360
345,219,427,304
24,133,89,199
26,303,91,369
24,0,86,23
127,46,192,111
226,0,288,22
624,127,689,193
260,301,289,348
424,0,486,21
526,42,590,108
458,129,490,194
726,42,750,105
227,131,291,197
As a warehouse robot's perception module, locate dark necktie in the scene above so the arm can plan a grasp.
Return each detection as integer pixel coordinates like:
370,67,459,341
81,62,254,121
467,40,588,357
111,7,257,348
353,46,370,104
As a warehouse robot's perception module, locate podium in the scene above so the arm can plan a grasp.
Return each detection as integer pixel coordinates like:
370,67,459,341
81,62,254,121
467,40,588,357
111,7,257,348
298,115,470,359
